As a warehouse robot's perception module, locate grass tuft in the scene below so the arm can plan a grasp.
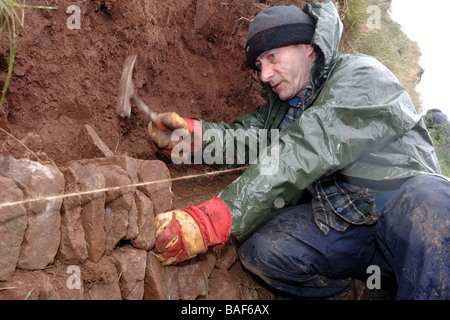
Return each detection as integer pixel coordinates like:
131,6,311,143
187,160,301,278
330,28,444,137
0,1,56,107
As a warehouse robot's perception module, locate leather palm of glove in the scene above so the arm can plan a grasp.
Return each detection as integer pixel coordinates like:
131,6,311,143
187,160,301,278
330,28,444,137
154,197,231,266
147,112,202,158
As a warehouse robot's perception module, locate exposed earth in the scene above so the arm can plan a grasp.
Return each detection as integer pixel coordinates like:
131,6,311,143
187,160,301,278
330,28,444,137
0,0,276,212
0,0,272,166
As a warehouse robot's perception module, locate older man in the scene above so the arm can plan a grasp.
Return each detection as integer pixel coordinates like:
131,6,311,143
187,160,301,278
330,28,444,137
148,1,449,299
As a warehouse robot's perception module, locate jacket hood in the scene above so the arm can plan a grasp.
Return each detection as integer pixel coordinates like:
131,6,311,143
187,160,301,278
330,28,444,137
303,1,343,84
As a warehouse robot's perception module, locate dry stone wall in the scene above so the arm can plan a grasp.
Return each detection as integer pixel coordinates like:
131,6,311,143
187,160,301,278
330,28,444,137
0,155,267,300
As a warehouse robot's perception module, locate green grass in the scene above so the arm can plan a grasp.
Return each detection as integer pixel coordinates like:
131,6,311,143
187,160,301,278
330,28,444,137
427,123,450,177
0,0,56,107
338,0,423,113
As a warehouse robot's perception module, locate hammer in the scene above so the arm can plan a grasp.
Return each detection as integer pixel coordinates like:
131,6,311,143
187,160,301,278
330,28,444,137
117,54,165,130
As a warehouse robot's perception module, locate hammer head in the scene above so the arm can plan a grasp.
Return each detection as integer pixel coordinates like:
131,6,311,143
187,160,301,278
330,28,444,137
117,54,138,118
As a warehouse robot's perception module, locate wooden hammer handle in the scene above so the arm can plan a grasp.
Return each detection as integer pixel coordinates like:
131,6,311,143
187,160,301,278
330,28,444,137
132,94,166,130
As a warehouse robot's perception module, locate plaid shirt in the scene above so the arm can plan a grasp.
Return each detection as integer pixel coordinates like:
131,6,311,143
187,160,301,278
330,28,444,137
278,85,379,235
278,83,313,130
306,174,379,235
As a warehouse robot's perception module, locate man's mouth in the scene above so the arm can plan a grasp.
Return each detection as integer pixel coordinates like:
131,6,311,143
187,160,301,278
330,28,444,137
271,82,281,91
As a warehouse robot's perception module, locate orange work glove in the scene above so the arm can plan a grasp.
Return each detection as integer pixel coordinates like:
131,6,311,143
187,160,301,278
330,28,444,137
147,112,202,158
154,197,231,266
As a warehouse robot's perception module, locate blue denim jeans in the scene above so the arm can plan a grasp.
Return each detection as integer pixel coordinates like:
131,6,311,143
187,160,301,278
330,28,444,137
237,175,450,299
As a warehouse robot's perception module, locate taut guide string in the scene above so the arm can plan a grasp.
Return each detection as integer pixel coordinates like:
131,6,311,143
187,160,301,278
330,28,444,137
0,166,247,209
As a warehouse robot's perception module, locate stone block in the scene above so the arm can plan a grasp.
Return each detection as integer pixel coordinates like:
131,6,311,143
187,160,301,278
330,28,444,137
143,252,167,300
67,161,106,262
97,164,135,253
82,256,122,300
111,245,147,300
137,159,173,213
161,251,217,300
59,167,88,264
0,176,27,281
131,190,155,250
207,269,242,300
0,156,64,270
79,124,114,159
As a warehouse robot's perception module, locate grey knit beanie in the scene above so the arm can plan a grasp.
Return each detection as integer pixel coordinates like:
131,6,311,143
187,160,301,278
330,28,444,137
245,5,315,70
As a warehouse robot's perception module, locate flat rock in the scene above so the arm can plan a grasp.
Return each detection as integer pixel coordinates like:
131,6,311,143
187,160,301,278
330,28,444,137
59,167,88,264
67,161,106,262
0,176,27,281
0,156,64,270
111,245,147,300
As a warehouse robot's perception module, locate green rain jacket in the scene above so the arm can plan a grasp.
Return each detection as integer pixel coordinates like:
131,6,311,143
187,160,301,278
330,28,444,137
197,1,441,240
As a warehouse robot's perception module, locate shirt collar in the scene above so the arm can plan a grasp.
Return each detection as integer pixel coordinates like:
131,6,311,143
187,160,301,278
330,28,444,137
288,81,313,107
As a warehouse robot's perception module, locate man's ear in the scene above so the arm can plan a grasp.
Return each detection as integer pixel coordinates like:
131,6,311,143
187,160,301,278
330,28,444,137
305,44,315,56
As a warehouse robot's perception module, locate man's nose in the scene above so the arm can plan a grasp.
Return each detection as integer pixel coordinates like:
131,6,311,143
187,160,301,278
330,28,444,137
260,63,274,83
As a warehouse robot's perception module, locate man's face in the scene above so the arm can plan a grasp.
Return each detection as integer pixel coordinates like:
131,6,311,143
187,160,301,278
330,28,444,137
255,44,315,101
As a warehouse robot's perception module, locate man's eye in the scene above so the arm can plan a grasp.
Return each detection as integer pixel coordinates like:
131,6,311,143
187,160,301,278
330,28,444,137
268,53,276,62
